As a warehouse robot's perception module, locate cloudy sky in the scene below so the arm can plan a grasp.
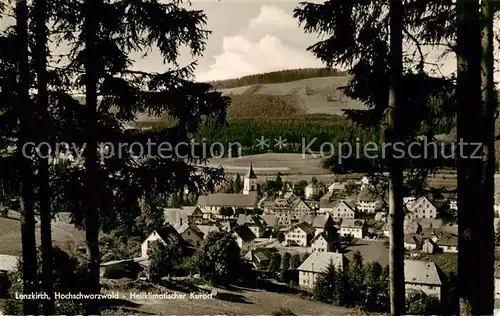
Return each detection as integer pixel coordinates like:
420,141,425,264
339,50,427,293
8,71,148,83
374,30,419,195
2,0,495,83
131,0,326,82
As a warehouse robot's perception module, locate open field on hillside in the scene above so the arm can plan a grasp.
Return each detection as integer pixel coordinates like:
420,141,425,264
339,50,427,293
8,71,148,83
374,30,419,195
0,211,85,256
208,153,458,189
206,153,326,175
219,76,367,116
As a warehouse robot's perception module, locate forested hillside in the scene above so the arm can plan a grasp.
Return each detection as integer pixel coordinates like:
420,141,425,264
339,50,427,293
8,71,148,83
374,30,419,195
208,68,347,89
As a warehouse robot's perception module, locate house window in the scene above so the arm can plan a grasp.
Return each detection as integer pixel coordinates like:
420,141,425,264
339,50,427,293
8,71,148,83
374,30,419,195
429,286,434,290
187,231,191,236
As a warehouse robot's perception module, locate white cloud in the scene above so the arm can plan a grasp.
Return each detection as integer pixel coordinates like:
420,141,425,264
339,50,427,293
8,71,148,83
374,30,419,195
195,5,322,82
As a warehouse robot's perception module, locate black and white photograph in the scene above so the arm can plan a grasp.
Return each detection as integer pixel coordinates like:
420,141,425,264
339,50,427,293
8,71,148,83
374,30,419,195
0,0,497,315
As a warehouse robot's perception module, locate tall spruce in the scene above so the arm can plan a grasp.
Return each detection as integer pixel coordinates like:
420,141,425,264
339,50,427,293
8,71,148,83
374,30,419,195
34,0,54,313
48,0,229,310
82,0,101,313
15,0,39,314
387,0,405,314
479,0,495,312
456,0,484,314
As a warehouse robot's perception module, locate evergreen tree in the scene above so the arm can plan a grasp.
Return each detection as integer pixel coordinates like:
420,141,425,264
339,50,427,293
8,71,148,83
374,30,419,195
275,173,283,191
33,0,54,312
290,253,301,269
314,260,338,304
234,174,243,193
348,251,365,305
293,180,307,198
333,268,346,306
282,252,291,271
15,1,39,313
269,252,282,277
47,1,231,310
456,0,490,313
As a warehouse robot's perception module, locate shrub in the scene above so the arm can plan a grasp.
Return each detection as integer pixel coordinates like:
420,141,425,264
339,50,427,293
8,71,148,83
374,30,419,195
3,299,23,315
272,307,296,316
103,263,138,279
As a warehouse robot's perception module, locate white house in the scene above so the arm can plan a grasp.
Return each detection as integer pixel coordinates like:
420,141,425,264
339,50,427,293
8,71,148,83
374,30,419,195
299,214,335,236
175,223,204,247
329,200,356,221
339,219,367,239
404,260,442,301
141,227,182,258
406,196,437,220
310,231,336,253
305,183,320,199
232,225,257,252
284,222,315,247
236,214,266,237
297,251,346,290
356,189,380,213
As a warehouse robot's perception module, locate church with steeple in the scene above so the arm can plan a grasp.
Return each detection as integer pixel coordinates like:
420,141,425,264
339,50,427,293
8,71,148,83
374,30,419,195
196,162,259,217
243,162,258,195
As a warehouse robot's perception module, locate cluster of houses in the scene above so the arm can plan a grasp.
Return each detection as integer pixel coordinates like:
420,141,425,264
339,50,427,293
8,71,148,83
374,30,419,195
128,164,453,303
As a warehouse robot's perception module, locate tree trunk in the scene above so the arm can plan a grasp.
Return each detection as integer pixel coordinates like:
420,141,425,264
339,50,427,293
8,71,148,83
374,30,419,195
479,0,495,312
83,0,101,314
387,0,405,315
456,0,484,314
34,0,54,313
16,0,39,314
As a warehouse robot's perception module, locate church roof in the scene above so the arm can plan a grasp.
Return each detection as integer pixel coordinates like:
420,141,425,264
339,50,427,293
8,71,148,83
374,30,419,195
245,162,257,179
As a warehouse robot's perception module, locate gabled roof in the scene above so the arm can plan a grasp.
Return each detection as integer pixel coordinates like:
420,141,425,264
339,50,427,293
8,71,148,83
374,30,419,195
197,191,258,207
236,214,253,226
310,231,336,244
286,222,316,235
404,260,441,286
196,225,220,237
244,249,273,263
233,225,257,243
319,199,340,209
273,198,291,208
333,200,356,212
291,198,311,210
297,251,345,272
299,214,332,228
182,206,203,216
328,182,346,191
284,192,298,203
245,162,257,179
163,208,188,226
154,225,183,243
340,219,365,228
236,214,264,227
424,228,458,247
320,190,334,201
408,196,436,212
175,223,204,239
261,214,278,228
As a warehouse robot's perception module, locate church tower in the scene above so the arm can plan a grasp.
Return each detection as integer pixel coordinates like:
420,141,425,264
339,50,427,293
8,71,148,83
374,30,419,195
243,162,257,195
